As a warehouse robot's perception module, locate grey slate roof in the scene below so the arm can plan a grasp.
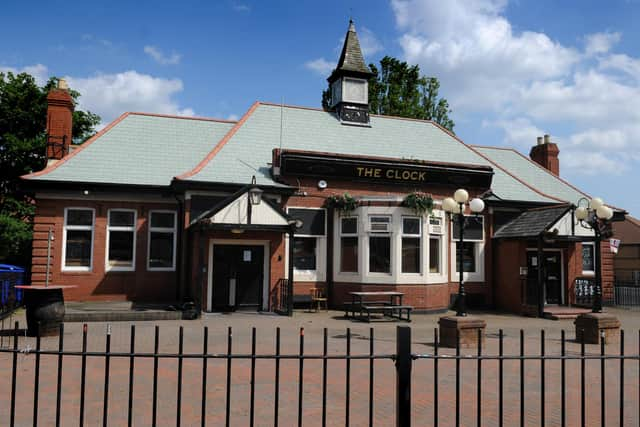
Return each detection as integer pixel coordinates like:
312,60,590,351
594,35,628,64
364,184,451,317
493,205,571,238
25,113,235,187
329,20,372,79
473,146,589,205
179,102,560,203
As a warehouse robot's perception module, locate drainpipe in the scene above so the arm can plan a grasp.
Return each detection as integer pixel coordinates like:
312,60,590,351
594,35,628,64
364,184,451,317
174,194,185,304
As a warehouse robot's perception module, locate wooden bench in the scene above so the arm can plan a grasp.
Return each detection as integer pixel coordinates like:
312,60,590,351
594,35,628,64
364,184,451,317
343,301,389,318
360,305,412,322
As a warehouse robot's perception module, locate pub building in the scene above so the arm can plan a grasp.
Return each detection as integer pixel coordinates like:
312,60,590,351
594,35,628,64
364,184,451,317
22,20,625,318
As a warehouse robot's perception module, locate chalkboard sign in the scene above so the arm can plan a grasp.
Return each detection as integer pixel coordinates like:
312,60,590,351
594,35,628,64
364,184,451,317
574,277,595,307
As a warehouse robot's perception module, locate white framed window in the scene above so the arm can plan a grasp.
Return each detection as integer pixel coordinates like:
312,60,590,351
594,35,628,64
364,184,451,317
340,216,359,273
451,215,485,281
582,242,595,275
147,210,177,271
288,208,327,281
428,215,444,275
368,215,392,274
106,209,137,271
62,208,95,271
401,217,421,273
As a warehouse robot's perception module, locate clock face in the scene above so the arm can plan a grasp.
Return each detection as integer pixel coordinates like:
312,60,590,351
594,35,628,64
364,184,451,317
345,79,366,103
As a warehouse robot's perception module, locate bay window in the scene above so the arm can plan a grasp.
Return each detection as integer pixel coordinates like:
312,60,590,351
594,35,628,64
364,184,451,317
148,211,177,271
63,208,95,271
340,217,358,272
401,217,421,273
288,208,327,280
451,215,485,279
369,216,391,273
107,209,136,271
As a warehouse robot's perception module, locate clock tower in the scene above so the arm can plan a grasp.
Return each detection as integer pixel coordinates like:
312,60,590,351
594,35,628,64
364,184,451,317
327,20,374,125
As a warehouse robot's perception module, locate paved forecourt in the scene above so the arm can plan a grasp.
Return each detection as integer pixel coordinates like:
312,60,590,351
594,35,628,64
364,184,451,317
1,308,639,426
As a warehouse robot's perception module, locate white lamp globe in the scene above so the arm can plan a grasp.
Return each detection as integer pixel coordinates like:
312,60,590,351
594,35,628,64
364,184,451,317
575,206,588,220
442,197,457,213
596,205,610,219
454,189,469,204
469,198,485,213
589,197,604,210
605,206,614,220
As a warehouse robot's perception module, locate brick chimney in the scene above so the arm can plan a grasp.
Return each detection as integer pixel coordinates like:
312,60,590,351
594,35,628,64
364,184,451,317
529,134,559,176
46,79,74,163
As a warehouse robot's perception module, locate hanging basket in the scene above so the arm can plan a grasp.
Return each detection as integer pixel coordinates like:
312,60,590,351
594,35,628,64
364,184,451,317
325,193,359,216
402,192,434,216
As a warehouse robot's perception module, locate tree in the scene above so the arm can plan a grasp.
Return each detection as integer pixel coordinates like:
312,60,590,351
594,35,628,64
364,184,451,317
322,56,455,132
0,71,100,264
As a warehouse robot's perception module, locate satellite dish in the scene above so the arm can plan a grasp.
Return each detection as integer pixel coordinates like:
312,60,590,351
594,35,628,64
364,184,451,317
317,180,328,189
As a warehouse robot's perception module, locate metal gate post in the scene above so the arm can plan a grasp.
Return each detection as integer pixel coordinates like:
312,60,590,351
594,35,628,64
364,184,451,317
396,325,412,427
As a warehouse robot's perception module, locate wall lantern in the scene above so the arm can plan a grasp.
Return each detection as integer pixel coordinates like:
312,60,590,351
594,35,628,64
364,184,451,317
248,176,263,206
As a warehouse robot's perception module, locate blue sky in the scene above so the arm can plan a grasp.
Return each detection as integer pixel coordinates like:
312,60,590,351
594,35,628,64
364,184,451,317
2,0,640,217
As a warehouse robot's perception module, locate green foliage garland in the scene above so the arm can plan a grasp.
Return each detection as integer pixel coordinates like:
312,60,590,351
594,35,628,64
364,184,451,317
403,192,434,216
325,193,359,215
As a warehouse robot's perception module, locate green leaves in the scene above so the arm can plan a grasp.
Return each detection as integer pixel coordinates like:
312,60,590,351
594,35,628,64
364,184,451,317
325,193,359,215
0,71,100,264
403,192,434,216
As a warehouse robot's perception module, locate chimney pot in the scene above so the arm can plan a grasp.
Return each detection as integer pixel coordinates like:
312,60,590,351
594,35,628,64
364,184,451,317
537,136,543,145
57,78,69,90
544,134,550,144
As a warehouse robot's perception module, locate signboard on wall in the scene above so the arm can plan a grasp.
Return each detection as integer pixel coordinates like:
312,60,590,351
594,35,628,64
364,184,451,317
278,151,494,188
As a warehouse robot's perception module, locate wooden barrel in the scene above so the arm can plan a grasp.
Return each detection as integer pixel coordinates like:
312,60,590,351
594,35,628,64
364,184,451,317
24,288,65,336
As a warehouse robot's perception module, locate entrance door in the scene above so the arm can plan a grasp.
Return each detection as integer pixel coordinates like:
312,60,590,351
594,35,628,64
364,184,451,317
526,251,563,305
212,245,264,311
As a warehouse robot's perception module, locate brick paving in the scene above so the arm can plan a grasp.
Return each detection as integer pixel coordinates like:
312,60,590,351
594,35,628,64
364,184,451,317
1,307,639,426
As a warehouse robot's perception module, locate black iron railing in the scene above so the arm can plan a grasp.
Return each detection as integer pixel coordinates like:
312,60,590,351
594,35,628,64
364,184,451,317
272,278,293,316
1,323,639,426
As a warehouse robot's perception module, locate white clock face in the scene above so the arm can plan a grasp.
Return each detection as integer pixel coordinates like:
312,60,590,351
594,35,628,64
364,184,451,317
345,79,366,103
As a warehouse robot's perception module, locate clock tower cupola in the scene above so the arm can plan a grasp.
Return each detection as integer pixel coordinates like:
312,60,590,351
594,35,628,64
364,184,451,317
327,20,374,125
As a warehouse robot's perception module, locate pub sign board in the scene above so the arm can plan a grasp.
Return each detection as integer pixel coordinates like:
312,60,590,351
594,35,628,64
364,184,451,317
279,152,494,188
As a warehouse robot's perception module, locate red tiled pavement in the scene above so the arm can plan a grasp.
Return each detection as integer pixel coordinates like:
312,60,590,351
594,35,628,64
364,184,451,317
1,308,639,426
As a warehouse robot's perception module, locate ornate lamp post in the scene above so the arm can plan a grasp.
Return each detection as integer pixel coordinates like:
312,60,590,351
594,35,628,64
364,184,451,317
442,189,485,316
574,197,613,313
573,197,621,344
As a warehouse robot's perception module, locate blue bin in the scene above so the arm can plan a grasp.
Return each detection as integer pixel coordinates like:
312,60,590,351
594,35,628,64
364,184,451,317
0,264,25,315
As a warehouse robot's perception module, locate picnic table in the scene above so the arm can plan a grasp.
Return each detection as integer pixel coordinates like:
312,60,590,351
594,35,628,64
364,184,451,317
345,291,412,322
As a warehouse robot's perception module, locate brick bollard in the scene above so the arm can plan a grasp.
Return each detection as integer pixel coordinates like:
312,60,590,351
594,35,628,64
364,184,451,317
438,316,486,348
574,312,621,344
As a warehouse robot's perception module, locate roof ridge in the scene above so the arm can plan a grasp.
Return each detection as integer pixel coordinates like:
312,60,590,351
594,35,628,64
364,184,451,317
175,101,262,180
471,144,516,152
128,111,237,123
506,146,591,200
424,121,568,204
22,112,131,180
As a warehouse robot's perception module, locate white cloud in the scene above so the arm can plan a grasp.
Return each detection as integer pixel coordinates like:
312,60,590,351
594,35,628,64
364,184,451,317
0,64,49,85
391,0,640,176
232,3,251,12
144,46,182,65
67,71,194,126
304,58,334,76
584,31,621,56
359,27,383,56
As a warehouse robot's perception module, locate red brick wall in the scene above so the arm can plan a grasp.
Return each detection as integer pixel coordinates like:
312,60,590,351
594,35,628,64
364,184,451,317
331,282,450,310
46,89,74,159
31,198,178,302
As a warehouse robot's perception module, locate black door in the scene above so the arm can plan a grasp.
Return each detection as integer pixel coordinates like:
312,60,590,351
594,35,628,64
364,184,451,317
526,251,562,305
212,245,264,311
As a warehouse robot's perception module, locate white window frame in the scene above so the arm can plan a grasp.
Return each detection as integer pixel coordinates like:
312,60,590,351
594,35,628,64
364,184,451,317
368,215,393,275
450,215,486,283
147,210,177,272
581,242,596,276
401,216,422,274
339,215,360,274
105,209,137,272
427,211,448,282
62,207,95,272
287,207,327,282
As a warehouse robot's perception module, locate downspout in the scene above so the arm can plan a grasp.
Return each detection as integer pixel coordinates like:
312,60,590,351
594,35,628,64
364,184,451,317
174,194,185,304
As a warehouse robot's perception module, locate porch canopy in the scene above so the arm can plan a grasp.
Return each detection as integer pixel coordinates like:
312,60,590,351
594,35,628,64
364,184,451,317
193,187,294,232
493,204,595,241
